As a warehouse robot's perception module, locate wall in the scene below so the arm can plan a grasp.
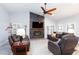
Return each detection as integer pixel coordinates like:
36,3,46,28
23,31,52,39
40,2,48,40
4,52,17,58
9,12,56,39
8,12,79,38
9,11,30,37
0,6,9,45
44,16,56,38
56,14,79,36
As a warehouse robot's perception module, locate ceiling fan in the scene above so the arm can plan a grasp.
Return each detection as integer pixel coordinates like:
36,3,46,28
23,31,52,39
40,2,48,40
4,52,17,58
41,3,56,15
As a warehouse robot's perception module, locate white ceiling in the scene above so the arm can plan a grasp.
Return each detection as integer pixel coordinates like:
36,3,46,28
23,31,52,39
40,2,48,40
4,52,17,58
1,3,79,20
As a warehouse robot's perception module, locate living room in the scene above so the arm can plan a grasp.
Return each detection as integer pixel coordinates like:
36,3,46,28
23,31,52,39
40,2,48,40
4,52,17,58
0,3,79,55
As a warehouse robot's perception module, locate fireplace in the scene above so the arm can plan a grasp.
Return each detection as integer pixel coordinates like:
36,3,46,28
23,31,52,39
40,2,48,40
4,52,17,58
30,28,44,38
30,12,44,39
33,31,42,36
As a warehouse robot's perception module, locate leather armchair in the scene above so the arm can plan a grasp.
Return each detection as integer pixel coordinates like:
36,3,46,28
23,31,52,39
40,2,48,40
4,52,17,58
59,34,78,55
47,33,78,55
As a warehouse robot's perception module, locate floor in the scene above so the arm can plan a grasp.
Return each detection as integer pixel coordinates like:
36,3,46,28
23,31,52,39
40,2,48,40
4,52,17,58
0,38,79,55
28,39,52,55
0,40,12,55
0,39,52,55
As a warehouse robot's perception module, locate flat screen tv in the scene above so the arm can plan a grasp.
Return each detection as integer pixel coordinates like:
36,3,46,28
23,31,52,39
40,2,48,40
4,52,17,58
32,22,43,28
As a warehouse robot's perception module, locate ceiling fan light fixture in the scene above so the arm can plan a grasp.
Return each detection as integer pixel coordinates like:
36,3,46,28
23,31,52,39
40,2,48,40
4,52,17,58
41,3,56,15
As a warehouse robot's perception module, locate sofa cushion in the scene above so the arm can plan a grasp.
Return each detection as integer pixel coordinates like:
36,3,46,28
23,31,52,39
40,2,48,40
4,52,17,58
47,35,58,42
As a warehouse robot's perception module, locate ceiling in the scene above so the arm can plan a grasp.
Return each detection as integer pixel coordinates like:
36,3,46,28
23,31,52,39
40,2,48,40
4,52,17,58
1,3,79,20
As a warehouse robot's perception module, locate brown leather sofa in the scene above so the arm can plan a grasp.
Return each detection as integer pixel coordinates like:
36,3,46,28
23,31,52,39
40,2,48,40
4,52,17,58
47,33,78,55
8,34,30,55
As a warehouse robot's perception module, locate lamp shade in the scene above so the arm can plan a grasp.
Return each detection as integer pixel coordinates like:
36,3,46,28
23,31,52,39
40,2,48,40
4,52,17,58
16,28,25,38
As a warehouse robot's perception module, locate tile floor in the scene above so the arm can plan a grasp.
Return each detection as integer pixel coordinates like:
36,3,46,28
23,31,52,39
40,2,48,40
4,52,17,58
0,38,79,55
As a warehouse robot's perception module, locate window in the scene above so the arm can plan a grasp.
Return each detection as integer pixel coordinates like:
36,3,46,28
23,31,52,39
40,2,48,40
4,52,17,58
67,24,75,33
58,25,63,32
47,25,55,35
12,24,27,38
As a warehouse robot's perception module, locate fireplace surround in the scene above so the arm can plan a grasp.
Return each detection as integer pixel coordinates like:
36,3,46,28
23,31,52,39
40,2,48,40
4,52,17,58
30,12,44,39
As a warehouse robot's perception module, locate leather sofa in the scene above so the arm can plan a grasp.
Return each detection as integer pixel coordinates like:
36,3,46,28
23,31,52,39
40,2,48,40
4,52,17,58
47,33,78,55
8,34,30,55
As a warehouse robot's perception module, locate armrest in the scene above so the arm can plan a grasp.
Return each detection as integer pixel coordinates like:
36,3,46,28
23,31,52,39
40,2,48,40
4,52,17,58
8,36,14,46
48,41,61,55
24,35,29,41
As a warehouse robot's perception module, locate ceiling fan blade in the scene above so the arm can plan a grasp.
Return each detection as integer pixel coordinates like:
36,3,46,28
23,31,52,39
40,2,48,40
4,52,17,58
46,8,56,13
41,7,46,12
47,12,52,15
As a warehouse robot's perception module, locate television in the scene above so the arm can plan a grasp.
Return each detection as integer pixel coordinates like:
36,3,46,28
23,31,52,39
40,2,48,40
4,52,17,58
32,22,43,28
